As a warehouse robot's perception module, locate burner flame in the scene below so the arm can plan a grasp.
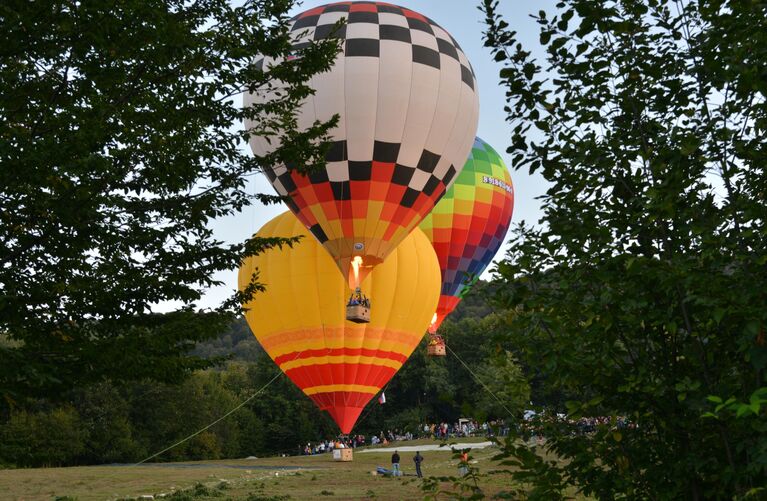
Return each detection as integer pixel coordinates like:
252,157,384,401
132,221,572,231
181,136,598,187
351,256,363,288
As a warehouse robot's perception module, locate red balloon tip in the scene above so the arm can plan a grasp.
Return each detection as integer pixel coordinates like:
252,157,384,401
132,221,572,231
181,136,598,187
327,405,365,434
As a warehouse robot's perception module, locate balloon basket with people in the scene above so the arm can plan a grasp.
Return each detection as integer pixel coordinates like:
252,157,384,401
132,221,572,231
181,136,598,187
346,287,371,323
426,332,446,357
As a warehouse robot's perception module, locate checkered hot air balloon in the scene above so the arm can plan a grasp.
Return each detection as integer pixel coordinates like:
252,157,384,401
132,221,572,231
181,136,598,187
419,138,515,334
244,2,479,288
239,211,440,434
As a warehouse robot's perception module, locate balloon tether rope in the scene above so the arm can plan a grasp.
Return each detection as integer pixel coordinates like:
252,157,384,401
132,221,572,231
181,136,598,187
132,366,288,466
445,343,515,418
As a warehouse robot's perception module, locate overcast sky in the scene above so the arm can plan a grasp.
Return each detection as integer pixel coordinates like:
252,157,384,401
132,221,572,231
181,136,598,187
193,0,555,310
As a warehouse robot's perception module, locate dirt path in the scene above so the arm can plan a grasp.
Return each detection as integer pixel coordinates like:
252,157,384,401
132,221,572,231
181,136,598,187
358,441,494,453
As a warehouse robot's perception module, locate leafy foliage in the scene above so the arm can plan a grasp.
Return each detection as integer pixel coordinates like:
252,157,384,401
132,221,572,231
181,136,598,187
482,0,767,498
0,362,341,467
0,0,340,405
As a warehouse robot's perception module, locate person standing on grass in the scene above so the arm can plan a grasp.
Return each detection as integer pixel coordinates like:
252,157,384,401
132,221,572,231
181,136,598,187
413,451,424,478
391,450,401,477
458,451,469,477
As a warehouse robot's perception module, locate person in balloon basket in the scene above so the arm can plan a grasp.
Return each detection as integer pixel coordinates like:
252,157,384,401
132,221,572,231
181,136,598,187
413,451,424,478
391,450,401,477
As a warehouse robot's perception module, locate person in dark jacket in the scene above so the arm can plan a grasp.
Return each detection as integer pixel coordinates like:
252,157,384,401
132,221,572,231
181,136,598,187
391,450,401,476
413,451,424,478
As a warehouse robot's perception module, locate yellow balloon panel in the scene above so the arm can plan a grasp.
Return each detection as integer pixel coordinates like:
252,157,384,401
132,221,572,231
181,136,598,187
238,211,440,433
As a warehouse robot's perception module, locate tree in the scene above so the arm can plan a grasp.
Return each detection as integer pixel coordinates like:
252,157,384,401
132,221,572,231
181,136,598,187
482,0,766,498
0,0,340,405
73,381,141,464
0,406,86,467
473,350,530,420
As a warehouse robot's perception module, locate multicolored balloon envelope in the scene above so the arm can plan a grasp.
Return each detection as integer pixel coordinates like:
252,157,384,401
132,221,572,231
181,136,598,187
239,211,440,433
244,1,480,287
419,137,515,333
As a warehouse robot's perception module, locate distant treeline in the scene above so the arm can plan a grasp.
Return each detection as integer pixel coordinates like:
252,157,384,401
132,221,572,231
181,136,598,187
0,282,529,468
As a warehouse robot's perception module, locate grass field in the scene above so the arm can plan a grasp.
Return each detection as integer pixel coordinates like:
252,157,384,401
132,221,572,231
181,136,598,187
0,439,524,500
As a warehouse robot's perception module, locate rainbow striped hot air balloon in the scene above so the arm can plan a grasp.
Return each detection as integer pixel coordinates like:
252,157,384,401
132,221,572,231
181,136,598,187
239,211,440,433
419,137,515,335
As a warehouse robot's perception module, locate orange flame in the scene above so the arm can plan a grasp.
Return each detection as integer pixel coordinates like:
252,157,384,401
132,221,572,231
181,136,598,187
351,256,363,289
428,312,438,334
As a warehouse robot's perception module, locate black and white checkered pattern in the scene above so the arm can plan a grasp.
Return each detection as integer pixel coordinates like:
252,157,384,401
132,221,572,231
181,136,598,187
267,138,457,210
287,3,475,90
247,2,479,221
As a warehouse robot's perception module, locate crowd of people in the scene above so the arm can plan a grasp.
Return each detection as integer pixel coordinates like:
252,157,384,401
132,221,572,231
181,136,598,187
300,436,364,455
517,414,635,446
421,419,510,439
572,416,633,434
300,430,418,455
297,416,632,456
298,420,509,456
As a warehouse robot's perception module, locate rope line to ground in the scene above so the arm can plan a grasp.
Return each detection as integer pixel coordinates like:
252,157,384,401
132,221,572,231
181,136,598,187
132,370,283,466
445,343,516,418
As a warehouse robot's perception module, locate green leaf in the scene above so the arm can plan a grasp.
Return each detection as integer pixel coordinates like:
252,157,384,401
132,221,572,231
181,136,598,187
680,135,700,155
735,404,753,418
550,36,567,51
523,62,536,79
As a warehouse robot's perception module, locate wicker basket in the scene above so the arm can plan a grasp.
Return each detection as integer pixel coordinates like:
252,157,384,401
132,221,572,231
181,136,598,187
346,304,370,323
427,343,446,357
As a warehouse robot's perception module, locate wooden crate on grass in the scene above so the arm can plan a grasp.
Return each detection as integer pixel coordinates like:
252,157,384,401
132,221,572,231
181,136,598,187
333,448,353,462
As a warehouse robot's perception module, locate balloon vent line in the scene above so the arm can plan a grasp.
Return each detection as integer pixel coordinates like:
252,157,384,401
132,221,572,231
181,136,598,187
131,361,292,466
445,344,515,418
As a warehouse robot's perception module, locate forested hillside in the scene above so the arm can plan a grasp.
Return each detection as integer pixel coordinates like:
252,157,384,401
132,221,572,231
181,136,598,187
0,281,530,467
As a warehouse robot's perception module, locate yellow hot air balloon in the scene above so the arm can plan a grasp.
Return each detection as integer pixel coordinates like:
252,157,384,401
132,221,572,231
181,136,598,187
238,211,440,434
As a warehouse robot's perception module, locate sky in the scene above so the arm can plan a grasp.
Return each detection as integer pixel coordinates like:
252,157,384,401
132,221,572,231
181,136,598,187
195,0,555,310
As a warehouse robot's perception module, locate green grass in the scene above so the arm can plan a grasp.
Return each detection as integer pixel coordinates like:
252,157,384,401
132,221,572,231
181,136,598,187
0,439,589,500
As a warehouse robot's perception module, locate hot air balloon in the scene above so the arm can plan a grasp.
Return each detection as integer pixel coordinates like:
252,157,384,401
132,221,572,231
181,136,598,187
419,138,514,354
238,211,440,433
244,2,480,299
